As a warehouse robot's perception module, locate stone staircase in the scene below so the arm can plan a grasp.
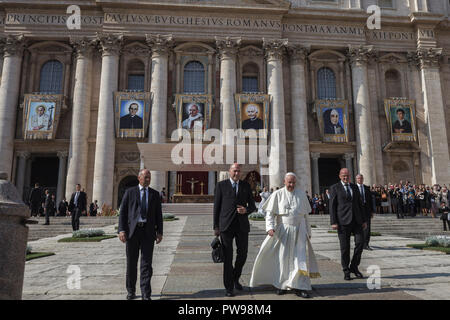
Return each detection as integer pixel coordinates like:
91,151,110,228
162,203,214,215
307,214,449,240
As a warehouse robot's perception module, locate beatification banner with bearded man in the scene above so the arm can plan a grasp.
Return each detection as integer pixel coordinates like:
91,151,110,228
174,94,213,132
114,91,152,138
23,93,63,140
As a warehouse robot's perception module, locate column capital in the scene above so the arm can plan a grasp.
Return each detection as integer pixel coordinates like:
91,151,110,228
146,34,174,58
407,51,421,69
416,47,442,69
310,152,321,160
16,151,30,159
215,36,241,60
343,153,355,160
57,151,69,159
348,45,375,67
96,33,123,57
263,38,288,62
287,44,309,65
70,36,97,59
1,34,26,58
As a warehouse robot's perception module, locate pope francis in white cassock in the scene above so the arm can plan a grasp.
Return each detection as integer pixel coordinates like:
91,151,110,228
249,173,320,298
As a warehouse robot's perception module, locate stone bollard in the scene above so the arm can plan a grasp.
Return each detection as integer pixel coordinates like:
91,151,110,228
0,172,34,300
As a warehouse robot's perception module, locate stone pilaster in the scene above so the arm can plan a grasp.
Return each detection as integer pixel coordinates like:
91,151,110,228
66,37,96,201
146,34,173,192
348,45,376,186
311,152,320,195
0,35,26,180
343,153,355,183
264,39,288,189
416,48,450,185
92,33,123,210
57,151,68,205
15,151,30,198
216,37,241,181
288,44,311,193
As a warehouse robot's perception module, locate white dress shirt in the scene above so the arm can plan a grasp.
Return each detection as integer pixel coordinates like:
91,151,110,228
138,184,148,223
341,181,353,197
230,178,239,195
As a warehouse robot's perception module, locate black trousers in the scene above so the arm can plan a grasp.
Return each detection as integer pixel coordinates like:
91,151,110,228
443,220,450,231
337,221,364,273
126,225,155,297
220,219,248,291
363,217,371,247
71,208,81,231
45,209,50,224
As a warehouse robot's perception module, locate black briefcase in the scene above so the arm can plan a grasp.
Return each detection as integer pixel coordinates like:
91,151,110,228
211,236,224,263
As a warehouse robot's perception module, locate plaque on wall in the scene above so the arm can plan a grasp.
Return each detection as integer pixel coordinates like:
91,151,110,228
384,98,416,142
23,94,63,140
174,94,213,132
234,93,270,139
315,99,349,143
114,91,152,138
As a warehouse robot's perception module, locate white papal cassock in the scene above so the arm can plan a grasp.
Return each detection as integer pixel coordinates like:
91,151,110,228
249,187,320,291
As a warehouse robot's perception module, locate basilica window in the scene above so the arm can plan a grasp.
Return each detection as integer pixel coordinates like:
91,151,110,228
242,62,259,93
317,67,337,99
183,61,205,93
127,59,145,91
39,60,63,94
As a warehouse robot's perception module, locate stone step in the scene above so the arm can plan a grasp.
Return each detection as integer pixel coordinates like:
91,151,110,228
162,203,213,215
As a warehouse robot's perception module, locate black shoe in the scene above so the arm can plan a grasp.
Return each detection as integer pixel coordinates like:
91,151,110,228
225,290,235,297
344,272,352,281
234,281,243,291
276,289,287,295
43,223,49,225
295,290,310,298
364,245,373,251
126,293,136,300
350,267,364,279
142,295,152,300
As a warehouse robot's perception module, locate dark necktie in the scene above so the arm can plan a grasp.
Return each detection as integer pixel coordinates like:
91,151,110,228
360,185,365,204
232,182,237,196
141,188,147,220
345,184,352,200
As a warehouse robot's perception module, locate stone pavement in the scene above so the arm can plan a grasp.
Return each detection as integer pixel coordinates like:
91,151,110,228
22,215,450,300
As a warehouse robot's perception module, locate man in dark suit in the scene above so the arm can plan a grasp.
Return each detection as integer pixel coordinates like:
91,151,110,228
356,174,375,251
29,183,43,217
213,163,257,297
118,169,163,301
43,189,52,225
68,184,87,231
120,102,143,129
330,168,367,281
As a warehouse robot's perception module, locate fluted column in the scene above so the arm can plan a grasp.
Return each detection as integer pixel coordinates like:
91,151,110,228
0,35,26,179
311,152,320,195
15,151,30,199
264,39,288,189
288,45,311,192
344,153,355,182
146,34,173,192
417,48,450,184
57,151,68,205
216,37,241,181
66,37,96,201
348,45,375,185
92,34,122,210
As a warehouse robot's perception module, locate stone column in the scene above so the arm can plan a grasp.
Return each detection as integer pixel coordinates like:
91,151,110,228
208,171,216,195
344,153,355,182
264,39,288,189
0,35,26,179
216,37,241,181
57,151,68,205
15,151,30,199
66,37,96,201
146,34,173,192
288,45,311,193
92,34,122,210
417,48,450,185
311,152,320,196
348,45,375,185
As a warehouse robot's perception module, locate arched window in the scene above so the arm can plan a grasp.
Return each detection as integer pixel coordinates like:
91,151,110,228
317,67,337,99
127,59,145,91
183,61,205,93
242,62,259,93
385,69,402,98
39,60,63,94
